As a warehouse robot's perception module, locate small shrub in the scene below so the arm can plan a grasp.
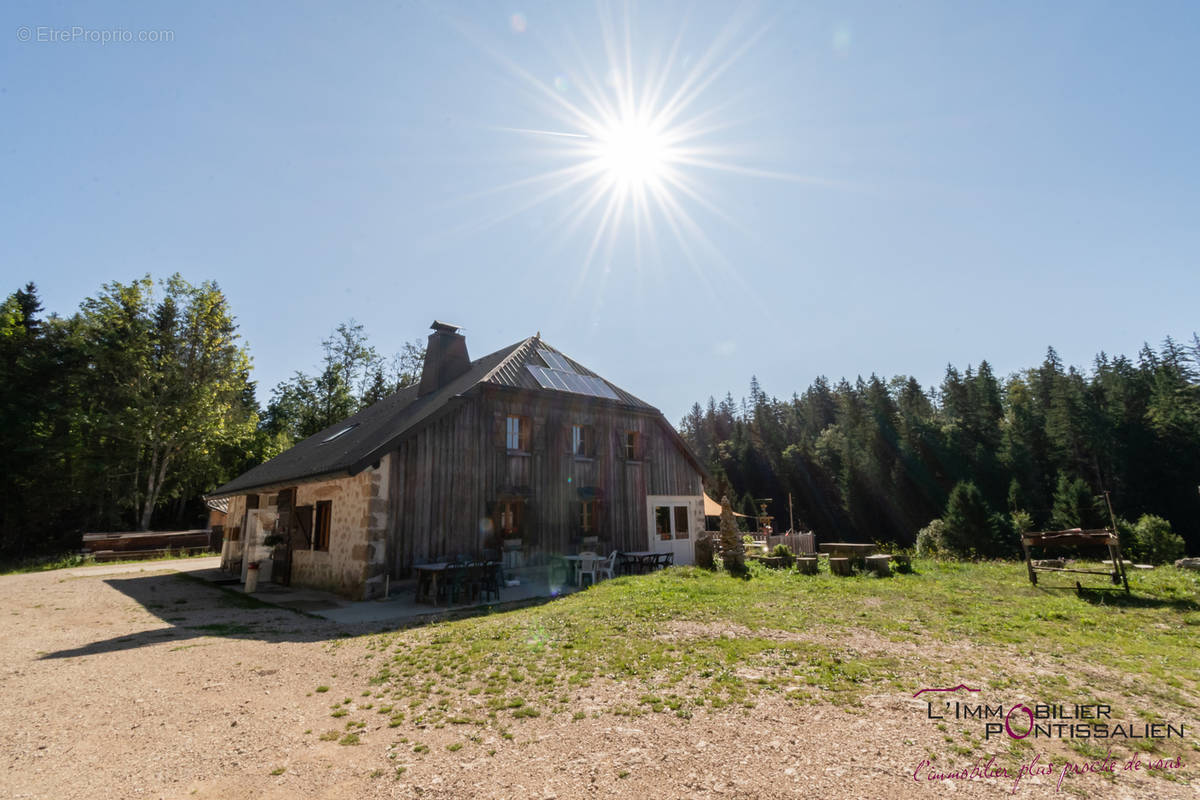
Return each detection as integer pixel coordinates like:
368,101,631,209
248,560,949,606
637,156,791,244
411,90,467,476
338,733,361,746
695,535,715,570
770,544,795,568
1128,515,1186,565
915,519,945,557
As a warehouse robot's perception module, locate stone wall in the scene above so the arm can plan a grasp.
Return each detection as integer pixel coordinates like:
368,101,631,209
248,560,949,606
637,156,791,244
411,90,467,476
290,455,390,600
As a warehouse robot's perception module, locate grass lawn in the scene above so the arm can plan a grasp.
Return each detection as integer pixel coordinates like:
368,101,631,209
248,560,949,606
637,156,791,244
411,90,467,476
334,559,1198,777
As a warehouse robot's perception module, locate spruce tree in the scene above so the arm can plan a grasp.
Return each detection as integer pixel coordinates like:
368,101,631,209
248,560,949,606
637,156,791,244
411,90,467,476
942,481,992,558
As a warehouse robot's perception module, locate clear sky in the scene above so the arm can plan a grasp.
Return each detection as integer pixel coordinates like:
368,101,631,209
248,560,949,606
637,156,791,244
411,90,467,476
3,1,1197,423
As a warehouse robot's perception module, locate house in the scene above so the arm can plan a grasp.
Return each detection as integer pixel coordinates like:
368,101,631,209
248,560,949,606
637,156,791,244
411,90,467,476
206,322,708,599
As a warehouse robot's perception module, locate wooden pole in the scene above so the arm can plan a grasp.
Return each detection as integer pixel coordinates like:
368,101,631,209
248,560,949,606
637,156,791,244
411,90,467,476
1102,490,1130,593
788,493,794,534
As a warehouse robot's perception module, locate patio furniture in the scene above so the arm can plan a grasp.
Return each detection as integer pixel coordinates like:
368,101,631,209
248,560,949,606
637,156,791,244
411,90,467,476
653,552,673,570
414,562,449,604
819,542,876,571
864,554,892,577
577,554,602,587
439,564,471,604
797,557,818,575
597,551,617,581
830,557,852,576
480,562,503,602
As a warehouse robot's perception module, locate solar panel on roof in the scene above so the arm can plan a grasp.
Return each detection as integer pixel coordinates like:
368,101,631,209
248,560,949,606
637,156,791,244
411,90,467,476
539,349,574,372
525,365,620,401
584,376,620,400
529,366,557,390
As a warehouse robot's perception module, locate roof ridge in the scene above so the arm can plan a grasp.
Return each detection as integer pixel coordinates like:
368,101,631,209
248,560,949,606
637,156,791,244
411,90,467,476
479,335,538,384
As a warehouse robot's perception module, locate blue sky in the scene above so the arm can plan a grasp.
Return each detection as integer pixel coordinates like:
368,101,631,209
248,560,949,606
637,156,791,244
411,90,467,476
2,1,1197,423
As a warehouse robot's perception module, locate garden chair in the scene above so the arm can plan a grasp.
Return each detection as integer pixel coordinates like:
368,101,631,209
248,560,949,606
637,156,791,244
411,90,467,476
440,564,470,603
596,551,618,581
479,562,502,602
577,553,601,586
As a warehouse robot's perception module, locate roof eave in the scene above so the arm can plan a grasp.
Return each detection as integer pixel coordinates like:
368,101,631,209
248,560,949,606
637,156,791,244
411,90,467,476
204,469,353,501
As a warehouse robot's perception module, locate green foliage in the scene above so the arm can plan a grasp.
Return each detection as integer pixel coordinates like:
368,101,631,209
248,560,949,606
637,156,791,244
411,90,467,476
915,519,944,556
1126,515,1186,565
681,337,1200,557
942,482,992,558
0,277,261,552
1010,509,1034,536
769,543,795,568
0,276,428,555
260,321,424,442
1050,473,1105,530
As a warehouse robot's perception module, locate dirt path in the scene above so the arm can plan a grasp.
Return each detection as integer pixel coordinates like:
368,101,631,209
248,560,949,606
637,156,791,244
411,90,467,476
0,566,1191,799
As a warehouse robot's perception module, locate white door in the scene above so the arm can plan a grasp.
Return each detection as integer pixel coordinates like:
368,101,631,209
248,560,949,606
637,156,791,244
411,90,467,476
646,496,701,566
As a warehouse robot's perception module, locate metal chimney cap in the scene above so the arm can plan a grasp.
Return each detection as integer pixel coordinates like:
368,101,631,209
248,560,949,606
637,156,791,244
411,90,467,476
430,320,463,334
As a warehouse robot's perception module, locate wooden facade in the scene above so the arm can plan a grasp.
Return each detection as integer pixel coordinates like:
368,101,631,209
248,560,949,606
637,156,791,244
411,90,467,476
211,327,707,597
385,385,702,576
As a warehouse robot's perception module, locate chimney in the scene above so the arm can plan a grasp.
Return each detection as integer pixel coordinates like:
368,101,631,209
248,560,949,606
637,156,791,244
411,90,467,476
418,321,471,397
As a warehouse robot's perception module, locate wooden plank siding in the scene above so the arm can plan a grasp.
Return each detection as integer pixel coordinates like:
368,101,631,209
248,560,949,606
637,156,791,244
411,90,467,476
386,386,702,576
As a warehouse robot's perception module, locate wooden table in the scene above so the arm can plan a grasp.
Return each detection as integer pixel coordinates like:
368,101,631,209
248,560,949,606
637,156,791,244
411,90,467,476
619,551,672,574
413,563,448,605
818,543,876,571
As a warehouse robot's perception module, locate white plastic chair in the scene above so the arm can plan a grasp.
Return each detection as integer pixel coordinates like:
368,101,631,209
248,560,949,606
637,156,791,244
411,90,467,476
577,552,600,586
596,550,617,581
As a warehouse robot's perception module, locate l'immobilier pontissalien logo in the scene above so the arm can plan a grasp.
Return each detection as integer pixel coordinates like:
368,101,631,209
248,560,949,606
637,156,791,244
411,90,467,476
914,684,1185,741
908,685,1186,792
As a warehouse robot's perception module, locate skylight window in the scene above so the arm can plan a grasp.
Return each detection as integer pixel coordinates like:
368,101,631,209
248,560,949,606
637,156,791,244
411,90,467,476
321,424,359,443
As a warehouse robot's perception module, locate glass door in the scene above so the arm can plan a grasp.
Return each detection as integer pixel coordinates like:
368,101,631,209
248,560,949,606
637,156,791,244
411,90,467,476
647,496,697,565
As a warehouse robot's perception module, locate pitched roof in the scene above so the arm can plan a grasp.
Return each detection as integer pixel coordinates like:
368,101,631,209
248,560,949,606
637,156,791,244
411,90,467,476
207,335,687,498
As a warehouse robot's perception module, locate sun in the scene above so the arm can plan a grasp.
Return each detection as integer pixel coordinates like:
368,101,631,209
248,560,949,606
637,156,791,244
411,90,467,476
472,5,813,278
590,115,671,189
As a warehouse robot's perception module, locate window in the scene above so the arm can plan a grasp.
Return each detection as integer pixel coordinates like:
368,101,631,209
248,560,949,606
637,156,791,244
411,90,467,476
624,430,641,460
655,506,672,541
571,424,594,457
656,504,690,541
580,499,599,533
495,499,524,537
314,500,332,551
673,506,690,540
506,415,531,451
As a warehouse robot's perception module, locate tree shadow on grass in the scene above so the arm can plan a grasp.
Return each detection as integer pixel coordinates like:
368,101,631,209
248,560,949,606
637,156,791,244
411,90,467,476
37,571,560,660
1073,585,1199,612
1031,582,1200,613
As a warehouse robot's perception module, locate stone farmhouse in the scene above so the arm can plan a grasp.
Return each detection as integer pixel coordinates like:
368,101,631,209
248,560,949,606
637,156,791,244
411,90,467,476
207,322,707,598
